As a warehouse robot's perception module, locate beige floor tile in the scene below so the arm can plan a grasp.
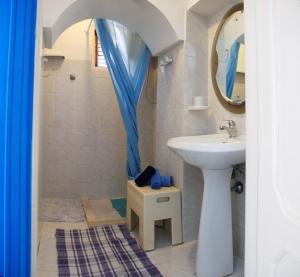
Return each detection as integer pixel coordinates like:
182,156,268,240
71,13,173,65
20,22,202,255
37,238,58,272
40,221,88,238
154,261,196,277
148,241,197,276
37,271,58,277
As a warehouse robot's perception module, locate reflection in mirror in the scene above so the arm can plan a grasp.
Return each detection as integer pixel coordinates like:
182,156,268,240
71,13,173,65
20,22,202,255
216,10,245,104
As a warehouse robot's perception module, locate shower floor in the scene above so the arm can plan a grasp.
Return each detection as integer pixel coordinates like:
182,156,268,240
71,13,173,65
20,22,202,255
40,197,125,226
40,198,85,222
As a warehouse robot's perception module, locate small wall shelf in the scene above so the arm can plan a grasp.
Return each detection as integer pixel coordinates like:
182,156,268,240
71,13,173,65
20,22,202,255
188,105,209,111
42,54,65,61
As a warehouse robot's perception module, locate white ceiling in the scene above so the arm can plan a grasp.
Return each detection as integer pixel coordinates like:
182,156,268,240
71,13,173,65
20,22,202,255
188,0,242,16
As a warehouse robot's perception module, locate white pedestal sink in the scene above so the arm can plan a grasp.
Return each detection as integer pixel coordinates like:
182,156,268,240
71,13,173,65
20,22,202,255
167,134,245,277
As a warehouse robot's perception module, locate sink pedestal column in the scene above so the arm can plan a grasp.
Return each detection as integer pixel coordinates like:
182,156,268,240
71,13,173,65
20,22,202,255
196,168,233,277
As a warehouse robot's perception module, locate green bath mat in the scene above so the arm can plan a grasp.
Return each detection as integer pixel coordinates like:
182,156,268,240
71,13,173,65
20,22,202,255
111,198,127,218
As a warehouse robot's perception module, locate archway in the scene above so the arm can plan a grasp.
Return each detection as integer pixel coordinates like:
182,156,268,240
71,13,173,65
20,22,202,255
43,0,182,55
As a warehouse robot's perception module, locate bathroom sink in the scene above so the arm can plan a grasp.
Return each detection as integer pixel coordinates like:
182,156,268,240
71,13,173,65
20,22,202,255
167,133,245,277
167,133,245,170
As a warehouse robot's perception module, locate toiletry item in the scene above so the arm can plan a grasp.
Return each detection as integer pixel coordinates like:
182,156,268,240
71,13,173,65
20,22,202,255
194,96,204,106
161,175,172,187
150,169,162,190
150,169,173,189
135,166,156,187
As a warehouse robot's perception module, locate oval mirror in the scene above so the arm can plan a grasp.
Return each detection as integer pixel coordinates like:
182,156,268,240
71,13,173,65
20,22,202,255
211,3,245,113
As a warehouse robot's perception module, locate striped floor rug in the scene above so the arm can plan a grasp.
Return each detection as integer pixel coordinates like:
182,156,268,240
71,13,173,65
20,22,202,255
56,224,162,277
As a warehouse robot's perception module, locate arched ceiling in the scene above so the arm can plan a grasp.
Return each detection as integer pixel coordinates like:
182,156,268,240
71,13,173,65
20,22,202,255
43,0,186,55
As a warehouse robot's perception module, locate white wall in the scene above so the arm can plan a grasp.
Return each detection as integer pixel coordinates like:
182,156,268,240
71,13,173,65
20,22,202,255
155,6,245,258
188,0,240,16
149,0,188,39
43,20,93,60
155,11,209,242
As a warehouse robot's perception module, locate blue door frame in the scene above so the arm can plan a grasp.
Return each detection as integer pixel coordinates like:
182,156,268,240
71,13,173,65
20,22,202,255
0,0,37,276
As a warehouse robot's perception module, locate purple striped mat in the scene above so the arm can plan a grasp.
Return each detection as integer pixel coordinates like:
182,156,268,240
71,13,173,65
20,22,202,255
56,224,162,277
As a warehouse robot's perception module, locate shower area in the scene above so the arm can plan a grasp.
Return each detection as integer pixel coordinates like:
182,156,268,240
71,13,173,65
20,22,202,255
39,19,156,225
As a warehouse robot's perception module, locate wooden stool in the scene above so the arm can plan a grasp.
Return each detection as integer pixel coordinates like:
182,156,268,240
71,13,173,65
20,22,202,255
126,180,182,251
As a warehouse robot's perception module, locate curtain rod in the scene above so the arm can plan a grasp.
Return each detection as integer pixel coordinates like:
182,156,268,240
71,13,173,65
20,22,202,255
85,19,93,34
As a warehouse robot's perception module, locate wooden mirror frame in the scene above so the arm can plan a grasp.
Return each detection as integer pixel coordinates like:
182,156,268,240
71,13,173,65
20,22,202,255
211,3,245,114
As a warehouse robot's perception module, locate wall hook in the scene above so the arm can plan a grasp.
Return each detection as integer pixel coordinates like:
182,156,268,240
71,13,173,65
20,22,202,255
231,181,243,194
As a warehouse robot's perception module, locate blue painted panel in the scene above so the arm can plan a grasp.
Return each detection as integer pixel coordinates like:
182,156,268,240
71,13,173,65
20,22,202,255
0,0,37,276
0,0,12,274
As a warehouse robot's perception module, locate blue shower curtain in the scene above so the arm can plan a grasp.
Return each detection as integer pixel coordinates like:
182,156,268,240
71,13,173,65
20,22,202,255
95,19,151,179
226,40,240,99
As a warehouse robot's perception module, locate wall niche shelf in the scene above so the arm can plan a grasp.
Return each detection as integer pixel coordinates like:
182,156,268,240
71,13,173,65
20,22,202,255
188,105,209,111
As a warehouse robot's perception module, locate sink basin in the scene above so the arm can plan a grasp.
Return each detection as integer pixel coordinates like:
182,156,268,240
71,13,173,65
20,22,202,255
167,133,245,277
167,133,245,169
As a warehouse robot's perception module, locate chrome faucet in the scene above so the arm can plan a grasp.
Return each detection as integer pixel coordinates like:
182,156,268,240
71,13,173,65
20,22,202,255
219,120,237,138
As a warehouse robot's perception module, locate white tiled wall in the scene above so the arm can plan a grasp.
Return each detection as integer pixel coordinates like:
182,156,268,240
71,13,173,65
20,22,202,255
155,8,245,258
182,12,209,242
155,11,209,243
41,60,125,198
40,21,154,199
155,44,184,188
